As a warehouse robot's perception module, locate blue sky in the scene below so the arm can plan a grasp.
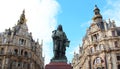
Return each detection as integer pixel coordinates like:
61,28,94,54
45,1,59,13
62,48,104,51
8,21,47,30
0,0,120,64
56,0,120,63
56,0,107,63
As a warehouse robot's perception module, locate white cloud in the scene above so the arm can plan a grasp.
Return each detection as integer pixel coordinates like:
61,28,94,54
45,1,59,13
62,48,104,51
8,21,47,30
103,0,120,26
0,0,60,64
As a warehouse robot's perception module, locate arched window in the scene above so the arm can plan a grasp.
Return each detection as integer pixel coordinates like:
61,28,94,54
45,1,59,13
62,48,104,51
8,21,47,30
0,48,4,54
91,47,94,53
14,49,18,55
96,45,99,51
24,51,28,57
93,34,97,41
94,57,103,64
99,44,104,50
97,33,99,40
17,62,23,68
21,50,23,55
19,39,26,46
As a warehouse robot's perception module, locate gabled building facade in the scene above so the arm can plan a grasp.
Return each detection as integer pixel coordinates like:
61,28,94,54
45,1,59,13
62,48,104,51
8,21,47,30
0,10,44,69
72,5,120,69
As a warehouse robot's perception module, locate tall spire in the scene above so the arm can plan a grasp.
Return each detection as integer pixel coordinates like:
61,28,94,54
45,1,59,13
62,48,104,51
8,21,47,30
92,5,102,21
18,9,26,24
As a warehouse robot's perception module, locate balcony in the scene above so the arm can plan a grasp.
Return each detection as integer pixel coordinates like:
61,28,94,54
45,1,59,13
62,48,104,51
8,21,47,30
107,47,120,51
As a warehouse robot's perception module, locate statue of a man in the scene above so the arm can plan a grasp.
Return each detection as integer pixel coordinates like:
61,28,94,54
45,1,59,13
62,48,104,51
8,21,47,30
51,25,70,62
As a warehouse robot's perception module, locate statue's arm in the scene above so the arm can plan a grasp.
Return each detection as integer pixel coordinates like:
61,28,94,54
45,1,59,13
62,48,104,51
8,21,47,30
52,30,59,40
52,30,56,38
63,32,70,47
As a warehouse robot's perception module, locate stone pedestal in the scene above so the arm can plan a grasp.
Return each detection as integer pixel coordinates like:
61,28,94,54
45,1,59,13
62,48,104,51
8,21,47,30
45,62,72,69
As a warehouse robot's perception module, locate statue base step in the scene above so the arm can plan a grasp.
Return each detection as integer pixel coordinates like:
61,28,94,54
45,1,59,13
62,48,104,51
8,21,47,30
51,58,67,63
45,62,72,69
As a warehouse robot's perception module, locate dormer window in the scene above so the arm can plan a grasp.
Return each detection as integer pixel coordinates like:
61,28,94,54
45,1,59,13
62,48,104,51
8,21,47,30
19,39,26,46
91,34,99,42
112,31,115,36
93,34,97,41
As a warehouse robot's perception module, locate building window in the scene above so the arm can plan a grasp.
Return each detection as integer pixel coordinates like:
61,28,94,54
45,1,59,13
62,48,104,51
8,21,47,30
96,45,99,51
14,49,18,55
112,31,115,36
93,34,97,41
116,53,120,61
3,38,7,43
117,56,120,60
114,41,118,47
11,60,16,69
0,48,4,54
116,55,120,60
18,63,20,67
5,59,8,64
21,50,23,55
24,51,28,57
19,39,26,46
91,36,93,41
17,62,22,67
99,45,101,50
94,57,102,64
118,65,120,69
98,44,105,51
91,47,94,53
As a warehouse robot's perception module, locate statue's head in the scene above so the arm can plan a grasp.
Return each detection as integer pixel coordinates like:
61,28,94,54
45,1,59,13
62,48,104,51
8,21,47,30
57,24,63,31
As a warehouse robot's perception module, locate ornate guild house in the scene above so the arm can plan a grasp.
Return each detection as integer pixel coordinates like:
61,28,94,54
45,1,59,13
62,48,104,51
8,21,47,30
72,5,120,69
0,10,44,69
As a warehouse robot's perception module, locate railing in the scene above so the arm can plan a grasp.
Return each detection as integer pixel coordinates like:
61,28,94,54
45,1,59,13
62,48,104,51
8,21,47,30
88,46,120,56
109,47,120,51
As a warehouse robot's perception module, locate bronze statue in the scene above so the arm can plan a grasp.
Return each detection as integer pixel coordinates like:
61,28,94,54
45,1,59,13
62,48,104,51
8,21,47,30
51,25,70,62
